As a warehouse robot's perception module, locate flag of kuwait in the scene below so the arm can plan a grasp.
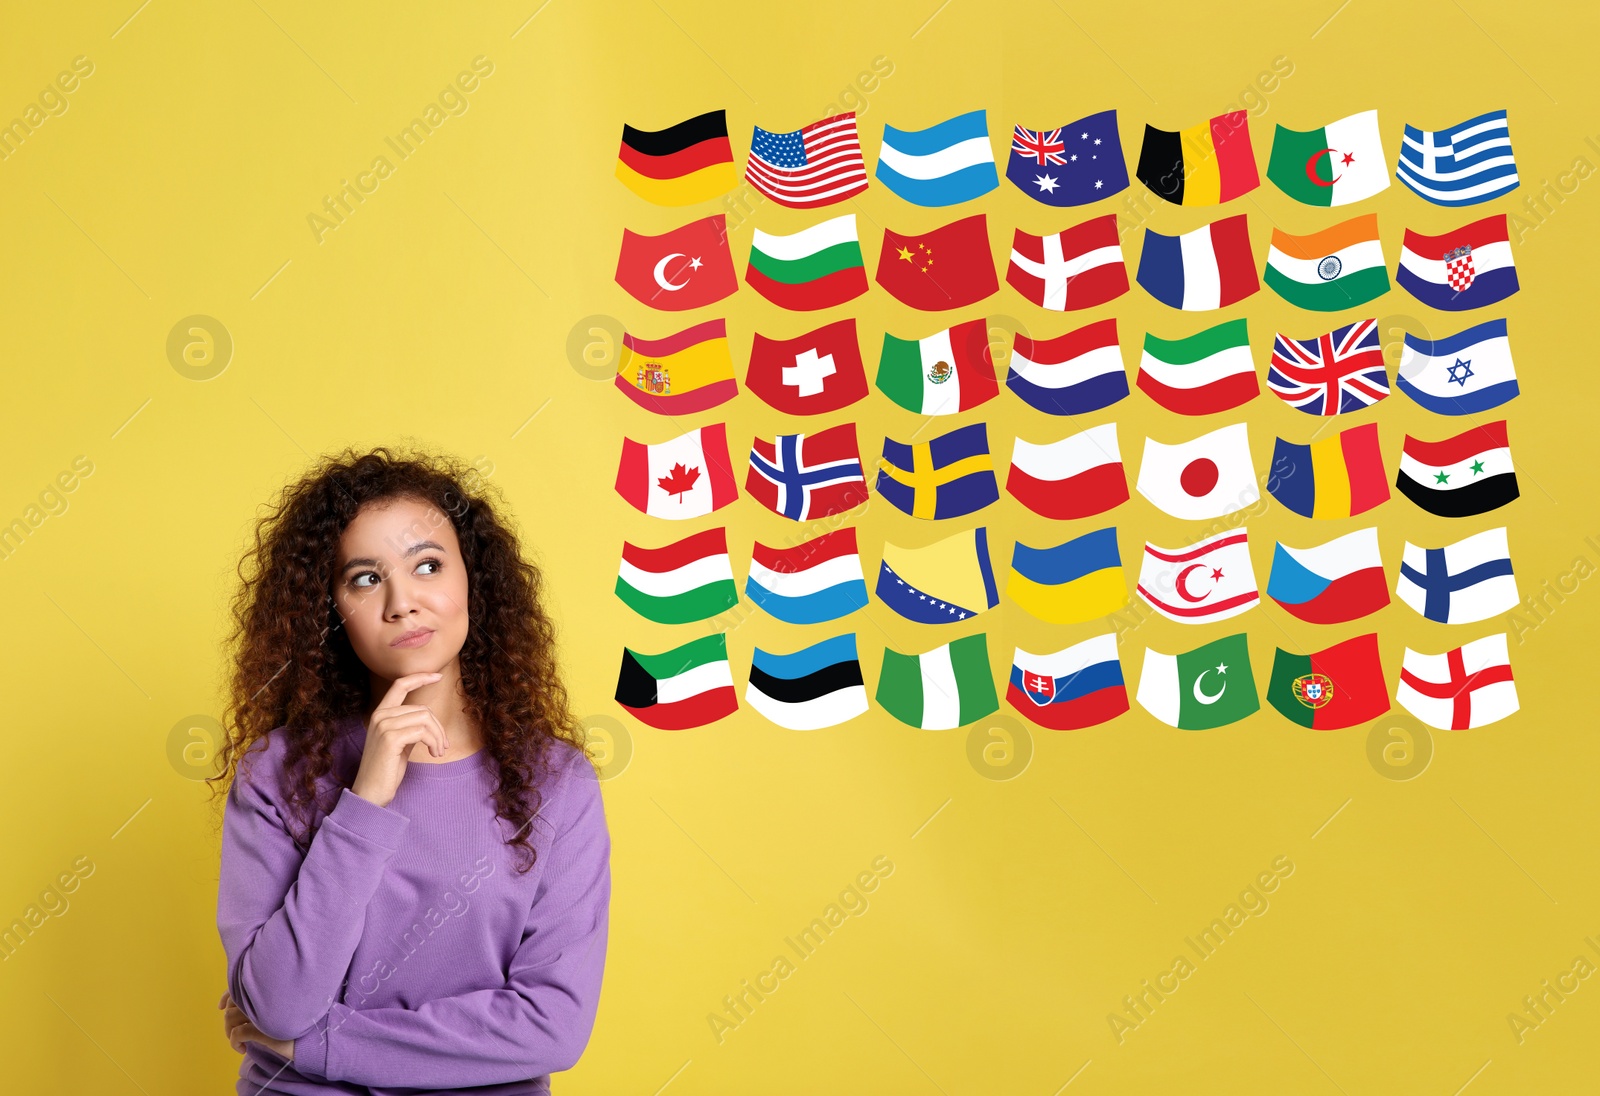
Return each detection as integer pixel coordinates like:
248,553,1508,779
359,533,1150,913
1135,529,1260,625
1396,214,1518,311
1005,422,1128,520
1396,633,1519,731
745,214,868,310
1266,527,1388,624
1396,419,1518,517
1396,318,1519,415
615,527,737,624
1267,633,1390,730
1265,110,1390,207
1135,214,1259,311
745,527,867,625
745,633,868,731
1005,214,1128,311
1006,633,1128,731
615,423,739,519
1136,318,1259,415
1006,318,1128,415
876,632,999,730
1263,214,1389,310
1136,633,1258,730
614,633,738,729
1135,422,1259,520
875,319,999,415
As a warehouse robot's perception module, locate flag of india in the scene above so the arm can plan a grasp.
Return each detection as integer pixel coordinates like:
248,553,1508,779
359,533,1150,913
1263,214,1390,311
875,632,998,729
1266,110,1390,207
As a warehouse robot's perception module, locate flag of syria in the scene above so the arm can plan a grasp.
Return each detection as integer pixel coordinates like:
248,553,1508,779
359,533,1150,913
615,214,738,310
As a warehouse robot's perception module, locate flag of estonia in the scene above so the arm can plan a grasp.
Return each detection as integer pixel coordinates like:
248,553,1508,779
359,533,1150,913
1397,215,1518,310
1263,214,1389,311
876,632,999,730
615,634,738,729
875,319,999,415
1136,633,1258,730
1396,419,1518,517
1267,632,1390,730
1006,634,1128,730
745,634,868,730
615,528,737,624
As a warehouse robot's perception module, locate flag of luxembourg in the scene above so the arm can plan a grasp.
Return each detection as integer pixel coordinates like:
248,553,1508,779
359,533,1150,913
875,109,999,207
1136,214,1259,311
1397,215,1518,310
1397,318,1519,415
1396,526,1518,625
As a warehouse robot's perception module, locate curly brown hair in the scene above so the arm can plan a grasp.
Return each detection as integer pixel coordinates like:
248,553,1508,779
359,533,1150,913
205,444,589,873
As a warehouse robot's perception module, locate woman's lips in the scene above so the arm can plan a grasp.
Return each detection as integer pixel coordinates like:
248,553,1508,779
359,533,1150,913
391,629,434,648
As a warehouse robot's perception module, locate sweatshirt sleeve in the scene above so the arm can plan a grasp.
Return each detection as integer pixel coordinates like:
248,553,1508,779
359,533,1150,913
217,745,411,1043
291,749,612,1088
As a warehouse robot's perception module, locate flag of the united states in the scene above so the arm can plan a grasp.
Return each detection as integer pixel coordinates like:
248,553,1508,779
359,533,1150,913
744,114,868,208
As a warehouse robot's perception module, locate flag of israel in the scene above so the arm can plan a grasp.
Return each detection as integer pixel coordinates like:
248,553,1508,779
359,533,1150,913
1396,110,1519,206
1396,318,1519,415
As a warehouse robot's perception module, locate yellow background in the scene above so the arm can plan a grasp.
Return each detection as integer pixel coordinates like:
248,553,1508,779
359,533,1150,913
2,0,1598,1092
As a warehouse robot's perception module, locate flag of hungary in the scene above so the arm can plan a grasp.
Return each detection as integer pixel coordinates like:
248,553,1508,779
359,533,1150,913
1136,633,1258,729
1266,110,1390,207
874,318,999,415
1263,213,1390,311
876,632,998,729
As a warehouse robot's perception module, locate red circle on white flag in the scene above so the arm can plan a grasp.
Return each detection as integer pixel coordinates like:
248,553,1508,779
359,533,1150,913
1180,458,1218,497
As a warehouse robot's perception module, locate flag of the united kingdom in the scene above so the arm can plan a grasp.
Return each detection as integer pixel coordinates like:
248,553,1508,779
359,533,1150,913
1267,318,1389,416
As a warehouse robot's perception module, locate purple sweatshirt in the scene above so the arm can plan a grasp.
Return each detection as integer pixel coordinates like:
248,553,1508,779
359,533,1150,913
217,714,610,1095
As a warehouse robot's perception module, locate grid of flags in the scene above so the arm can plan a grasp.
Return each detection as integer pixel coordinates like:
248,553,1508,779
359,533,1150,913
605,103,1526,733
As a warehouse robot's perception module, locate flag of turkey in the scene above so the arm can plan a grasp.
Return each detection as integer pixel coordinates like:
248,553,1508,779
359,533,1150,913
615,213,738,310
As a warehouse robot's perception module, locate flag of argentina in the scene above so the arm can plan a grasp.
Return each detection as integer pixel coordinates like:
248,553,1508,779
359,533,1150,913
1397,318,1519,415
1396,109,1519,206
1396,526,1518,625
875,109,999,207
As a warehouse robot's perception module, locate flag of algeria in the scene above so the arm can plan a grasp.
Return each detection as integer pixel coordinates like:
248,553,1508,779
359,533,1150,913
1136,633,1259,729
1267,110,1390,207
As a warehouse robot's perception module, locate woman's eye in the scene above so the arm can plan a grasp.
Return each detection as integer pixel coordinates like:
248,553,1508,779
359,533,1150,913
418,558,442,575
351,571,380,588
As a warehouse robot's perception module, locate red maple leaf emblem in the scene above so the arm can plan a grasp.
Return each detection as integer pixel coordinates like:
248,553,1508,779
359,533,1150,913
656,462,701,502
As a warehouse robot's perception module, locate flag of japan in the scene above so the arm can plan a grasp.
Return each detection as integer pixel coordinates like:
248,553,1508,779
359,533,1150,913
1396,633,1518,730
1135,422,1259,520
1005,214,1128,311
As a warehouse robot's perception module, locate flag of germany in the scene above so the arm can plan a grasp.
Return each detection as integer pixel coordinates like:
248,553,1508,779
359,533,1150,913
616,109,738,206
1135,111,1260,206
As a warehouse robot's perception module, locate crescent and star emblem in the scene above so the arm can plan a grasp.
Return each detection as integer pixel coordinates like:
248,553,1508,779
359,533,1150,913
1174,564,1224,603
1304,148,1343,187
1192,662,1228,705
652,252,702,291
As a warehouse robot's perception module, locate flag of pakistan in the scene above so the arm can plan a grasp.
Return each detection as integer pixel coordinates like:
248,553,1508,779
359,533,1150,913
1136,633,1258,729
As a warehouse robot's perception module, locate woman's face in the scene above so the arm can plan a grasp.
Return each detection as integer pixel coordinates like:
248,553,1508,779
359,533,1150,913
331,495,470,680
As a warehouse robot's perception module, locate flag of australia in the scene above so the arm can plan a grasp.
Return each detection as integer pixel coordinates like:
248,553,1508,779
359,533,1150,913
1006,109,1129,207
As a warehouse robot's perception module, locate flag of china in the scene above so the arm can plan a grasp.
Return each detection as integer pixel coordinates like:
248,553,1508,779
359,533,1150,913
615,213,738,310
875,214,998,311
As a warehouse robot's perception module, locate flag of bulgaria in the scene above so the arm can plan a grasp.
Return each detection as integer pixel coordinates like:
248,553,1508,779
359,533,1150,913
1263,214,1390,311
874,319,999,415
1266,110,1390,207
1135,633,1258,730
876,632,998,730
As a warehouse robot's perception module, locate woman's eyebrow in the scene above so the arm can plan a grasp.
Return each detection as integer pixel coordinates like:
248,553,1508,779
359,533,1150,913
338,540,448,574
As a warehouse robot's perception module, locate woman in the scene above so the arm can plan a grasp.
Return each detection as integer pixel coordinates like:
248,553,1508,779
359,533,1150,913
210,446,610,1095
